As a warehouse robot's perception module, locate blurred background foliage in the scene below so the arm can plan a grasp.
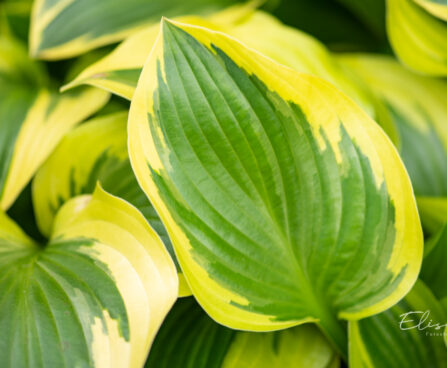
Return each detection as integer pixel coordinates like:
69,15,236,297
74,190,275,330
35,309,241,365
1,0,447,365
271,0,389,52
1,0,391,85
1,0,446,265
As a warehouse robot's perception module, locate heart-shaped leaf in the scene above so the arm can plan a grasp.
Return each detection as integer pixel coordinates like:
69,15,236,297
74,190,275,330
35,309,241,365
128,20,422,355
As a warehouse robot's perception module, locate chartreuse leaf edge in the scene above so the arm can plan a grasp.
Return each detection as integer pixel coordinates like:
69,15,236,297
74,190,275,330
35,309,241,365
32,111,191,296
0,186,178,367
128,19,423,357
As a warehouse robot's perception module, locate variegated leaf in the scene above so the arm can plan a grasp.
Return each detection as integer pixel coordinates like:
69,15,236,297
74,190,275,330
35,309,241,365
32,112,191,296
340,54,447,235
64,10,372,116
349,281,447,367
387,0,447,76
30,0,245,60
0,186,178,367
0,35,109,210
128,20,422,355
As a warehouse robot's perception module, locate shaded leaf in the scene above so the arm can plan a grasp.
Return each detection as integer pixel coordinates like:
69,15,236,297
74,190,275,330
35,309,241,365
414,0,447,20
349,281,447,367
146,297,339,368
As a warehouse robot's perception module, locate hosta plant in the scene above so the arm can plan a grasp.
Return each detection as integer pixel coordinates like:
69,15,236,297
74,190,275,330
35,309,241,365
1,0,446,367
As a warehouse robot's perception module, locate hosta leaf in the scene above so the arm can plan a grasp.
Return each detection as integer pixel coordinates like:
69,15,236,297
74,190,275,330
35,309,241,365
227,11,373,115
0,186,178,367
128,20,422,355
32,112,138,236
29,0,243,60
350,221,447,367
61,4,260,99
349,280,447,367
339,55,447,197
62,16,237,100
0,35,109,211
387,0,447,76
146,297,339,368
64,10,373,116
417,196,447,234
0,34,46,87
420,223,447,309
414,0,447,20
340,55,447,235
0,0,32,41
270,0,387,52
32,112,191,295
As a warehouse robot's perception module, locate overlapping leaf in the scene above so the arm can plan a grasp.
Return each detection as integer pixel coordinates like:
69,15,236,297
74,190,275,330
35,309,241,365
417,197,447,235
61,5,260,99
0,186,178,367
64,10,372,116
340,55,447,234
349,208,447,367
128,20,422,355
414,0,447,20
0,35,109,211
32,112,191,295
270,0,387,52
387,0,447,76
29,0,244,60
420,224,447,309
227,11,373,115
0,0,32,41
146,297,339,368
349,280,447,368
